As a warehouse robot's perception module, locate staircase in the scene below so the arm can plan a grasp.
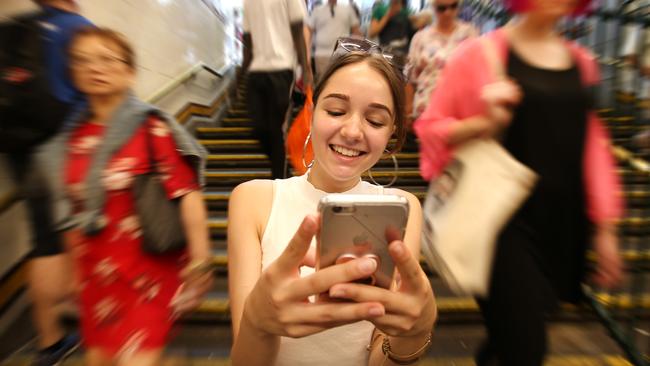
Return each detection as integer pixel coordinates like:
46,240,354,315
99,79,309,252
188,75,650,363
1,76,649,365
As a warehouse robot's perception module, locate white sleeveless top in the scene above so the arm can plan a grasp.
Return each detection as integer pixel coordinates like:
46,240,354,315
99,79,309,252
261,174,385,366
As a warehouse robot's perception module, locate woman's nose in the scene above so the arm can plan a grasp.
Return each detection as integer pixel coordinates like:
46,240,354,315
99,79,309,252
340,115,363,140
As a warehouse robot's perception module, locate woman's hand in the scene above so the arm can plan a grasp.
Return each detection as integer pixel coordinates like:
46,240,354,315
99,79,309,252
170,259,215,317
479,80,523,137
591,225,623,289
327,237,437,339
243,215,388,338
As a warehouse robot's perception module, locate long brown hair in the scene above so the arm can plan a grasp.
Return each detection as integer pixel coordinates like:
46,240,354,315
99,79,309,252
313,53,407,153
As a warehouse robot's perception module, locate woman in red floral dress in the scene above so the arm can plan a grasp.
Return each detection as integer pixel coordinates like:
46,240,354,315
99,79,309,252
62,28,213,365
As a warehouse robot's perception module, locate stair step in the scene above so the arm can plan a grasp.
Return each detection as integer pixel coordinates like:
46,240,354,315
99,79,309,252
603,116,635,123
221,117,251,124
227,109,248,115
194,292,650,317
209,248,650,273
196,127,254,138
201,169,426,188
199,139,262,153
199,139,258,146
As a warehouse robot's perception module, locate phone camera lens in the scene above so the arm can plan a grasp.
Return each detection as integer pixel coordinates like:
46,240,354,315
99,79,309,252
332,206,342,213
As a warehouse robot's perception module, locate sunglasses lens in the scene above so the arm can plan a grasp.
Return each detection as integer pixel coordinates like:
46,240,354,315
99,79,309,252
436,3,458,12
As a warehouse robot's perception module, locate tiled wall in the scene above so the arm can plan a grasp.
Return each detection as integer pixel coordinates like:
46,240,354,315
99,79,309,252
0,0,236,109
0,0,235,279
81,0,231,100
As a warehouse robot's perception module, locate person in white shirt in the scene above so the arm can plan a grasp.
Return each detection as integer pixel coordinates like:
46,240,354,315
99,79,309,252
228,43,437,366
308,0,361,80
242,0,313,179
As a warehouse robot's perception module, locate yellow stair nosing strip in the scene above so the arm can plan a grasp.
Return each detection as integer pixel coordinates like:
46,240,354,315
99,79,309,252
196,292,650,314
209,220,227,229
204,193,230,201
199,139,259,145
196,127,252,133
0,263,28,312
208,154,267,161
204,172,271,179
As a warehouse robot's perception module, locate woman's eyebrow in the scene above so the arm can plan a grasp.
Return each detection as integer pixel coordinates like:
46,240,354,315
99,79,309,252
323,93,350,101
368,103,393,118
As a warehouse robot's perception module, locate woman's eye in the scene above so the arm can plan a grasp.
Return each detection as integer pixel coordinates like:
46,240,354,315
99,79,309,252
367,119,386,128
326,110,345,117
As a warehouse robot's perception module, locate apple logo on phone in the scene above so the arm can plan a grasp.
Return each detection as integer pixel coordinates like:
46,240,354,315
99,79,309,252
353,233,369,246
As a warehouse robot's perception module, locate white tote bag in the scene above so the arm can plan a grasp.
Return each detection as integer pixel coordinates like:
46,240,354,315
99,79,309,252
420,139,538,296
420,38,538,297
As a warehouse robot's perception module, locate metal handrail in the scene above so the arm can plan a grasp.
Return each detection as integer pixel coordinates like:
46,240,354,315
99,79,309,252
612,145,650,174
0,187,19,216
146,63,226,104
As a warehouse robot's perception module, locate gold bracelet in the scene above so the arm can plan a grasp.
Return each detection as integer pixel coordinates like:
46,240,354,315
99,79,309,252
380,332,432,365
366,330,384,352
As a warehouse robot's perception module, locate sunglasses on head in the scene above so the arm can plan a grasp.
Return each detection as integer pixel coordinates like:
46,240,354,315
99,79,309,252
435,2,459,12
331,37,406,80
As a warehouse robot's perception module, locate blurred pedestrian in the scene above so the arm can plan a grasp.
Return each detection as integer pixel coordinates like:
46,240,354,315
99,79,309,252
405,0,477,123
308,0,361,80
414,0,623,364
0,1,92,364
48,27,212,365
242,0,313,179
368,0,417,57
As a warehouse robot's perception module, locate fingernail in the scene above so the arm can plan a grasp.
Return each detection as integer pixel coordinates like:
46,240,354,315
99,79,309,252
330,288,345,298
391,242,404,257
368,306,384,317
304,216,316,231
359,258,377,273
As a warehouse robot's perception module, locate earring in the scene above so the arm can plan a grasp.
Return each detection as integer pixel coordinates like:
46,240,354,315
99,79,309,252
302,131,314,169
368,152,399,187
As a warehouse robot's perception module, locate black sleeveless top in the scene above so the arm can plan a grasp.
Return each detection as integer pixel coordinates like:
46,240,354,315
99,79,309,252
503,47,591,302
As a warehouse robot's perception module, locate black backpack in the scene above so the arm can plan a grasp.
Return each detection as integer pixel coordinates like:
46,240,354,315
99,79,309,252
0,12,69,153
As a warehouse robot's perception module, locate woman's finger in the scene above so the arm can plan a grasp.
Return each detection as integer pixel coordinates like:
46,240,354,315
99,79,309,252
285,256,378,300
301,245,317,268
388,240,425,293
275,215,319,274
282,301,385,325
328,282,417,314
366,313,416,336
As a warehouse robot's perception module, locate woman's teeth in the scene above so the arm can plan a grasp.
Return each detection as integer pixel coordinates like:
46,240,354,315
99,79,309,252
331,145,362,157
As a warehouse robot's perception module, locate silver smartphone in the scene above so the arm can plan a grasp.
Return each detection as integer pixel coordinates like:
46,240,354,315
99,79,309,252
317,194,410,289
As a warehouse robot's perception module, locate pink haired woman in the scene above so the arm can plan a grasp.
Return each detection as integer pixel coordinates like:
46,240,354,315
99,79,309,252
414,0,623,364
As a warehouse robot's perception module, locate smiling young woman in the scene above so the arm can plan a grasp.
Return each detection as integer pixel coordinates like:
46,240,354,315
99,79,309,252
227,49,436,366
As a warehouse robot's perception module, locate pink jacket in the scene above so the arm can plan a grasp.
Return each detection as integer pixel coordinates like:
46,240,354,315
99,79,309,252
413,29,623,224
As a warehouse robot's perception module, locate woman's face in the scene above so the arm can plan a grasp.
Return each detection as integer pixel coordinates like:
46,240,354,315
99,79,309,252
70,36,134,97
311,61,395,185
434,0,460,24
527,0,580,18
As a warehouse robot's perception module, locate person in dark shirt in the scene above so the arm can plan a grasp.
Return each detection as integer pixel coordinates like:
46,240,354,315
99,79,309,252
368,0,417,57
7,1,92,365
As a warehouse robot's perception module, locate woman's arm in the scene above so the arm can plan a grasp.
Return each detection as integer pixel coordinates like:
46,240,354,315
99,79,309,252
583,114,624,288
228,180,279,364
180,190,211,262
368,6,395,38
